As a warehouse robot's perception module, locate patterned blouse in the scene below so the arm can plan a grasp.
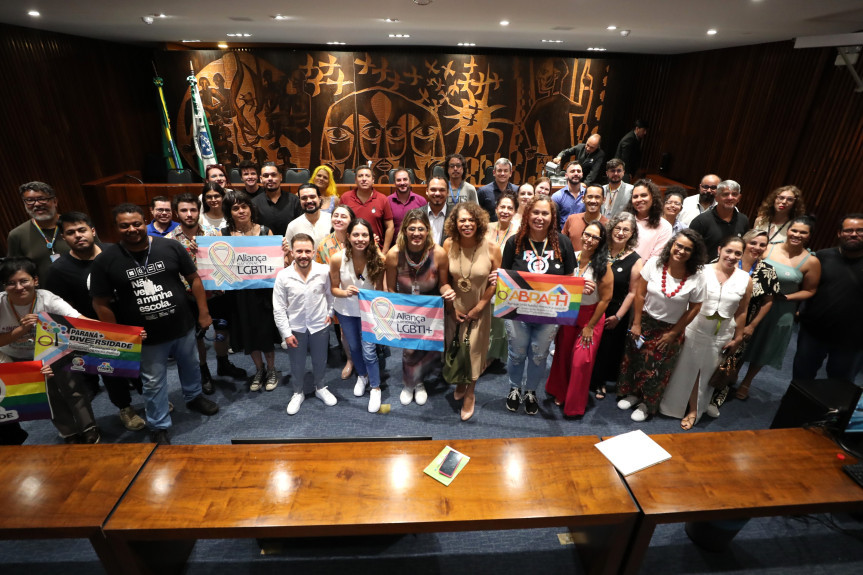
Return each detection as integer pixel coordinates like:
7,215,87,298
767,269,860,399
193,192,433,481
315,232,346,264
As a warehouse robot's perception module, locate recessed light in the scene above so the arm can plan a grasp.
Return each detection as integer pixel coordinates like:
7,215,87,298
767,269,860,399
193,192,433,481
389,34,411,38
607,25,617,31
707,29,717,35
226,33,252,37
413,0,432,5
500,20,510,26
28,10,40,17
620,29,631,37
272,14,289,20
541,39,564,44
587,47,607,52
157,13,166,18
326,41,346,45
181,39,201,43
457,42,476,47
384,18,399,23
218,43,229,49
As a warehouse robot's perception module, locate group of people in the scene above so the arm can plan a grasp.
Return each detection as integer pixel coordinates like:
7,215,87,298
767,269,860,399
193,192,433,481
3,149,861,445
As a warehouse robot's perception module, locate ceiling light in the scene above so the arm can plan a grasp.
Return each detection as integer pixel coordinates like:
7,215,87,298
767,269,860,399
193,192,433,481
326,41,346,45
413,0,432,5
587,47,607,52
389,34,411,38
607,25,617,31
157,13,166,18
707,29,718,35
28,10,40,17
141,16,154,24
541,39,564,44
226,33,252,37
384,18,399,23
218,43,229,49
181,39,201,43
500,20,510,26
272,14,289,20
457,42,476,47
620,29,631,37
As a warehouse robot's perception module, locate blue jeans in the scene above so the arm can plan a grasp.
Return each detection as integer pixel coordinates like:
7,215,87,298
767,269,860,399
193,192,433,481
792,325,863,382
286,329,329,394
506,320,559,391
140,328,203,430
335,313,381,389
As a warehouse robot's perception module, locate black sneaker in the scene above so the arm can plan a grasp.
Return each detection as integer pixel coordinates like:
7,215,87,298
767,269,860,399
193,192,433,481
505,387,522,412
152,429,171,445
217,356,248,379
82,427,101,444
523,390,539,415
186,395,219,416
63,434,82,444
200,363,214,395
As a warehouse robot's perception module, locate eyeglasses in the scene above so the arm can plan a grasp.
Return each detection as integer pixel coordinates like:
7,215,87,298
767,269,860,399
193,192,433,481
672,241,694,253
448,163,463,169
700,184,718,191
841,228,863,235
23,196,55,206
582,232,601,241
5,279,33,289
153,208,172,213
612,226,632,235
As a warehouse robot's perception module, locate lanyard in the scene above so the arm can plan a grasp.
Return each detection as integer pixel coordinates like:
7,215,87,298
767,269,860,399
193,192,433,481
448,182,460,204
31,220,58,252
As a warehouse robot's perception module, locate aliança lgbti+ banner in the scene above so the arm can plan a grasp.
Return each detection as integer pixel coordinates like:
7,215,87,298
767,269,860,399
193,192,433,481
196,235,284,290
493,270,585,325
359,290,445,352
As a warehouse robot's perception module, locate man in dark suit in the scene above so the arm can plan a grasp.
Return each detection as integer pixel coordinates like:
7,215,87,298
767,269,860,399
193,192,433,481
554,134,605,186
615,120,649,183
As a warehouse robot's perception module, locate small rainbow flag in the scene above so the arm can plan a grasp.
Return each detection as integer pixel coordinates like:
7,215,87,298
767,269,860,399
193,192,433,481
494,270,585,325
0,361,50,422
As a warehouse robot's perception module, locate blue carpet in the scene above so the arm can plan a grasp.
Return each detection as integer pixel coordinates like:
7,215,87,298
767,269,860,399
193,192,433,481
3,325,861,574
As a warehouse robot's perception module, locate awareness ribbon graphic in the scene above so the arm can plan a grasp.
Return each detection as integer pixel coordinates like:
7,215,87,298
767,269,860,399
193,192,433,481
209,242,242,286
371,297,402,341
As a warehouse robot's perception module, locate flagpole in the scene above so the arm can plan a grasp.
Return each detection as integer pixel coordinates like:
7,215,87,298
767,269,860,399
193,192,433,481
187,61,217,177
152,61,183,170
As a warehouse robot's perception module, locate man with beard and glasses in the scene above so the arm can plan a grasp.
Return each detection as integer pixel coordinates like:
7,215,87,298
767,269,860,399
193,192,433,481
273,234,337,416
679,174,720,227
8,181,70,283
793,214,863,382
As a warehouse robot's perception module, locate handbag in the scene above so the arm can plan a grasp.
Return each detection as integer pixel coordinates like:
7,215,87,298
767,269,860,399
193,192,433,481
707,349,742,389
443,321,474,386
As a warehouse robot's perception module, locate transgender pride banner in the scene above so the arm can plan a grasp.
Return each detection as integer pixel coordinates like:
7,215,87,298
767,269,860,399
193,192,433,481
196,236,284,290
493,270,585,325
359,290,445,352
0,361,50,423
34,313,142,378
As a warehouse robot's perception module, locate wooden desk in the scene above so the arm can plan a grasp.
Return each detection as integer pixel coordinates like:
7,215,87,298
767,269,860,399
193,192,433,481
618,428,863,575
104,437,638,575
0,444,155,573
643,173,695,194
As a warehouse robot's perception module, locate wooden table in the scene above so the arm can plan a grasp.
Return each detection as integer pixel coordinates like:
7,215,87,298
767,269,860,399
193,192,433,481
0,444,155,573
104,436,638,575
618,428,863,575
643,173,695,194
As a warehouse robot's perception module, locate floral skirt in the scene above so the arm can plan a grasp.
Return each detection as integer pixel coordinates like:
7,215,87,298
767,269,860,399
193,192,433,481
616,313,685,414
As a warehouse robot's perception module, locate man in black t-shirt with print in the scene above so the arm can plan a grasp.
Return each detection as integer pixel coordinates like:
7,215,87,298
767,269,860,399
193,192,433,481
90,204,218,445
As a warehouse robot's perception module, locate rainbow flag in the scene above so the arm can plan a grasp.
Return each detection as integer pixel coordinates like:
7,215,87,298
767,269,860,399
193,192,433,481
0,361,50,422
34,313,142,378
493,270,585,325
359,290,445,351
196,236,285,290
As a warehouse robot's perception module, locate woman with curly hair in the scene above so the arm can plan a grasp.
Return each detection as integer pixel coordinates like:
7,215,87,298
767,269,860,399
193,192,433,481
329,218,386,412
616,229,707,422
309,165,340,214
442,202,501,420
753,185,806,245
545,220,613,416
385,209,455,409
590,212,643,399
500,195,576,415
625,179,672,261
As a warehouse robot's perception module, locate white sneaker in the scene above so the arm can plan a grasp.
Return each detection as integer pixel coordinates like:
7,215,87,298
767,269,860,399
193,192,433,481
631,403,649,422
368,388,381,413
617,395,639,410
315,386,337,407
706,404,720,418
399,386,414,405
414,383,428,405
286,393,304,415
354,375,367,397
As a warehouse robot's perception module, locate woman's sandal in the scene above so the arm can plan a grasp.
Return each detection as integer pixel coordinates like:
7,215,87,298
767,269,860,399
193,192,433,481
594,387,607,400
680,413,697,430
734,383,750,401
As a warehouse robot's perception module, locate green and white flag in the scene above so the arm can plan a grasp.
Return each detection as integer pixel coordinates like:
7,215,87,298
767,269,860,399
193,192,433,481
187,72,216,176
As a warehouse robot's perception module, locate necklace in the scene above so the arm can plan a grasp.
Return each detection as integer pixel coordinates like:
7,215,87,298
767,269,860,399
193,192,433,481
457,244,478,292
7,293,38,344
527,237,550,273
405,248,430,294
609,247,628,264
575,251,591,277
661,265,689,298
31,220,58,253
492,223,513,248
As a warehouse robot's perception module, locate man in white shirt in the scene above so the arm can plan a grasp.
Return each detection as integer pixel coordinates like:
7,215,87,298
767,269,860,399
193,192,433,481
284,183,332,249
272,233,336,415
601,158,634,218
425,176,449,245
679,174,720,227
